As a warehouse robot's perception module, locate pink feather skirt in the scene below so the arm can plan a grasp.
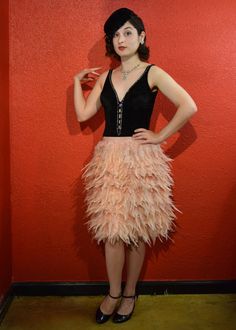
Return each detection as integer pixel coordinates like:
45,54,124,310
82,137,179,247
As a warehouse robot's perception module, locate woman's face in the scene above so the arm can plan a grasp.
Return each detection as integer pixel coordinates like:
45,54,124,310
112,21,145,58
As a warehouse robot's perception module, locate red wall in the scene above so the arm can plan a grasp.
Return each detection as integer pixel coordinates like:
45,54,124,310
0,0,12,303
9,0,236,283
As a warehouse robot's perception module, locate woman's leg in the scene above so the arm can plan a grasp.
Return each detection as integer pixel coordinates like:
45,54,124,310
117,240,146,314
100,240,125,314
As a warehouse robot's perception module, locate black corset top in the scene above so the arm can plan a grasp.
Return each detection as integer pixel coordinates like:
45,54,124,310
100,64,158,136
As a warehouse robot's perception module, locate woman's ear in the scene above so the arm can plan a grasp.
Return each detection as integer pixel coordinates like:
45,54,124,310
140,31,146,43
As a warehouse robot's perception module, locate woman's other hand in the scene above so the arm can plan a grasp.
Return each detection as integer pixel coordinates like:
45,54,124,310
132,128,166,145
74,67,102,83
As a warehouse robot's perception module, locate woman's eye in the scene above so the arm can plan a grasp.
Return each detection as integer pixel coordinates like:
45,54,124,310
113,31,132,38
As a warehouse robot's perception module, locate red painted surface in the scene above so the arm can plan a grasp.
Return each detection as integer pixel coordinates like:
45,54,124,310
0,0,12,303
7,0,236,284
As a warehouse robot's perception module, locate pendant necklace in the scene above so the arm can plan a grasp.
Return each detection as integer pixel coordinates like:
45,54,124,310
121,62,141,80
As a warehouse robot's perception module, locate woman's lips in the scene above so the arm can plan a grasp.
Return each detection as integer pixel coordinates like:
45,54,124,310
118,46,126,51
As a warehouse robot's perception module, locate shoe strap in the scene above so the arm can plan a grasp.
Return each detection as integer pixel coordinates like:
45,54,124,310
108,293,122,299
122,294,136,299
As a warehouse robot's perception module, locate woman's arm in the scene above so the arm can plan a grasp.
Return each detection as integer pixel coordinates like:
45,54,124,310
133,66,198,144
73,68,108,122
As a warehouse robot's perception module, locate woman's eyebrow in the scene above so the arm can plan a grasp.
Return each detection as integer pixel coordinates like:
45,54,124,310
117,26,133,33
115,26,133,34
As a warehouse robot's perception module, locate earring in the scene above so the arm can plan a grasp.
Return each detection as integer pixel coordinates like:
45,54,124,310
140,39,144,44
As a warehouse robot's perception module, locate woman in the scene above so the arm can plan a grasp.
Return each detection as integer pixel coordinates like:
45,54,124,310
73,7,197,324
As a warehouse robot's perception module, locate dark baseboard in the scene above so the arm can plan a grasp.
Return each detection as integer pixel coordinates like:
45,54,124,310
0,286,14,325
1,280,236,323
11,280,236,296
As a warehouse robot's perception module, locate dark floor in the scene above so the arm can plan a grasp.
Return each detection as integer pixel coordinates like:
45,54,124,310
1,294,236,329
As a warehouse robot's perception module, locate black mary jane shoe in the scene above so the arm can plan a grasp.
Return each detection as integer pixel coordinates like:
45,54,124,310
95,292,122,324
112,293,138,323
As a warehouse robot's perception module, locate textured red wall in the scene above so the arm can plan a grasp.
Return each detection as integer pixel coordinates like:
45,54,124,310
10,0,236,283
0,0,12,303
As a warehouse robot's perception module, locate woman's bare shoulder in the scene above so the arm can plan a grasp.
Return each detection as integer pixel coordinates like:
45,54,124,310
149,64,166,75
149,65,174,86
147,64,163,89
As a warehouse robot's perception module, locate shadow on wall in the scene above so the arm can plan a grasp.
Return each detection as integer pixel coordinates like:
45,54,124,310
65,37,197,280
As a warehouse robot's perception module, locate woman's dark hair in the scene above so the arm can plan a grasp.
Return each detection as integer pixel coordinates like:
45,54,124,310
104,14,150,61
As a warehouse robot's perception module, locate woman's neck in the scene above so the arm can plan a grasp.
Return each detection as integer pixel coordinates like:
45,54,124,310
119,55,143,72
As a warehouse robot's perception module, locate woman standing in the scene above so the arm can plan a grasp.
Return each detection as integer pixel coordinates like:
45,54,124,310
73,7,197,324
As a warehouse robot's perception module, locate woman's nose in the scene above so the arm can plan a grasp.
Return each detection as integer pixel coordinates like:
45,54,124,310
118,34,125,43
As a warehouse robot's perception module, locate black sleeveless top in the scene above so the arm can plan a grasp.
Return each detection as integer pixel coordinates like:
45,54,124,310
101,64,158,136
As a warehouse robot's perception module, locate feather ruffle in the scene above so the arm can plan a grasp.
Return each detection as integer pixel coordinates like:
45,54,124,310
82,137,180,247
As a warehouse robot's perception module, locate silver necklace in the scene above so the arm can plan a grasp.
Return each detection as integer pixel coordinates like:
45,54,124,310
121,63,141,80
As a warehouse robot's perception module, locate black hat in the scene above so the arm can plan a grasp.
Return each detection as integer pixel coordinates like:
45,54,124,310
104,8,139,38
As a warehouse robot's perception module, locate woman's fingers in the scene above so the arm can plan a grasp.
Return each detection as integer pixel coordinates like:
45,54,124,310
88,67,102,73
74,66,102,82
85,67,102,80
133,133,145,137
81,77,97,82
133,128,164,145
81,67,102,82
133,128,146,139
82,67,102,76
134,128,147,133
133,134,147,140
86,77,96,81
90,67,102,70
91,71,100,76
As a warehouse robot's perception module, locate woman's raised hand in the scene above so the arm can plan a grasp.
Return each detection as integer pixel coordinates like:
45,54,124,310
73,67,102,84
